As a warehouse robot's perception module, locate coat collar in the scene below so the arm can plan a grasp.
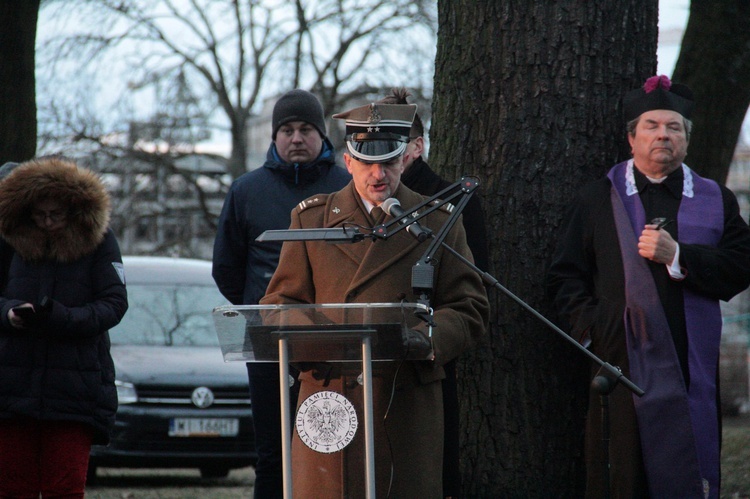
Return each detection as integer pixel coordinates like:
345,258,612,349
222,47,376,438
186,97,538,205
325,182,424,293
263,138,337,185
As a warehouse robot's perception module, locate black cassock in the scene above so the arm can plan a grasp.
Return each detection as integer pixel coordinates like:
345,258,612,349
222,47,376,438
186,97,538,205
547,164,750,497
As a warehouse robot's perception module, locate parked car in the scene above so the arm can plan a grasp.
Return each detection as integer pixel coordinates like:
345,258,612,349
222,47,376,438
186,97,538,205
88,256,255,480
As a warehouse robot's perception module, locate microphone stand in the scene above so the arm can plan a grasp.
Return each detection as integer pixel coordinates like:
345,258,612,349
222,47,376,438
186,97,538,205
591,367,619,498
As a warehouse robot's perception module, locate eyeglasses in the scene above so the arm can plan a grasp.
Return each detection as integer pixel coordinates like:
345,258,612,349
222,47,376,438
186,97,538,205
31,209,68,223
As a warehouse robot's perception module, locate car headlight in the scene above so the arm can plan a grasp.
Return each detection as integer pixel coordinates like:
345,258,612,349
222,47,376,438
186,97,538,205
115,380,138,404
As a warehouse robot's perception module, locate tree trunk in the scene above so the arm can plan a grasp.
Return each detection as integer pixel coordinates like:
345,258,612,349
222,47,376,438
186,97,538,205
672,0,750,184
0,0,39,163
229,113,249,178
431,1,658,494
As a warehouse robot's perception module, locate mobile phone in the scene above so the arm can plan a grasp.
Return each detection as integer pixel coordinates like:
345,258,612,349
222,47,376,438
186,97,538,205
11,306,36,320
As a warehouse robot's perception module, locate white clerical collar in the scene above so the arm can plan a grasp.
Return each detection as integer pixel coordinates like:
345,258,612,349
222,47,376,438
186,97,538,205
624,159,694,198
646,175,667,184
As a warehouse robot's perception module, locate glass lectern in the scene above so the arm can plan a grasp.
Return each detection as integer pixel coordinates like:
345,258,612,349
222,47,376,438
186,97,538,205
213,302,432,499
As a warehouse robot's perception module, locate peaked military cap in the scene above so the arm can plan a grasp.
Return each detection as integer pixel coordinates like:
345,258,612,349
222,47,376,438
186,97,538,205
333,103,417,163
623,75,694,122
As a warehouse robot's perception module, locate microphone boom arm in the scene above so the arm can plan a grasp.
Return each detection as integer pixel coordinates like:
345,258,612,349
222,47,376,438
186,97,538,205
373,177,479,241
407,178,479,325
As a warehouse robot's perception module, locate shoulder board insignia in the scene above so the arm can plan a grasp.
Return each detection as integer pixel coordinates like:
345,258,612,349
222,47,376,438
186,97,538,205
430,199,455,213
298,195,329,212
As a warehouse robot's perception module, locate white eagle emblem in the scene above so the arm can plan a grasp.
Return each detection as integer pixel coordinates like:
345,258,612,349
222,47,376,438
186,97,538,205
307,401,348,444
296,391,358,453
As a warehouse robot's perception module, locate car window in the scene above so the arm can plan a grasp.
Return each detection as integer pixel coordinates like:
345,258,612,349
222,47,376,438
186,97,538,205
111,283,227,347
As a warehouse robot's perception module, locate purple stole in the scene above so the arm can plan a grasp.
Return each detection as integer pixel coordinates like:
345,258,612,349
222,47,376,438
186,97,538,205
608,160,723,498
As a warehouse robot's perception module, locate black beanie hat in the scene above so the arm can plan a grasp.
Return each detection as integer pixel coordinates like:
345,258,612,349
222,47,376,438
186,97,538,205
272,89,327,140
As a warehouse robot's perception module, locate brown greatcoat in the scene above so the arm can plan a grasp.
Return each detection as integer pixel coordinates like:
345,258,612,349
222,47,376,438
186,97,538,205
261,181,489,498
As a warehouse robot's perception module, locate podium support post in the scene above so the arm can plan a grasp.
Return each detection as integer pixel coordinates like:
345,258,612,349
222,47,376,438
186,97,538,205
361,335,376,499
279,337,293,498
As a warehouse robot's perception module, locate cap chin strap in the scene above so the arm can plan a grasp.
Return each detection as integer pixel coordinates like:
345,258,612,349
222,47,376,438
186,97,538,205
346,132,409,142
346,141,407,163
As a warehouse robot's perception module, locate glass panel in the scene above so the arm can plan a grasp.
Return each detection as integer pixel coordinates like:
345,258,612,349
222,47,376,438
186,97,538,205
112,284,227,346
212,303,432,362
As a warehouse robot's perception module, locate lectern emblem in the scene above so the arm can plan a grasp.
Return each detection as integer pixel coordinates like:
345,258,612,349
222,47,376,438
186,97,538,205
296,391,358,453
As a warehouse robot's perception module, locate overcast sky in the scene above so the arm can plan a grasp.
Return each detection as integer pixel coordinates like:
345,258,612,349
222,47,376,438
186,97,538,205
658,0,749,143
658,0,690,74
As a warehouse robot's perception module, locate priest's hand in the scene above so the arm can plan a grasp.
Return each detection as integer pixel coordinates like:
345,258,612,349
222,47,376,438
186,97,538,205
638,223,677,264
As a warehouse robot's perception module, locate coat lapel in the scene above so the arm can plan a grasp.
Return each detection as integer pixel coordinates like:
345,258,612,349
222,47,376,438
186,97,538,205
324,183,423,293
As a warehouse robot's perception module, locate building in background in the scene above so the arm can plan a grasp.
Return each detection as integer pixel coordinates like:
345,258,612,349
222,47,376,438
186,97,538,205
82,151,228,259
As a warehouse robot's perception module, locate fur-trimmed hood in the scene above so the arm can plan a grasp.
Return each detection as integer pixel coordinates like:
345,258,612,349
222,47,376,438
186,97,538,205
0,157,111,263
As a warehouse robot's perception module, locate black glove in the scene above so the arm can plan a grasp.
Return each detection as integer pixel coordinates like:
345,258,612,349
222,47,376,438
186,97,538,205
402,327,434,360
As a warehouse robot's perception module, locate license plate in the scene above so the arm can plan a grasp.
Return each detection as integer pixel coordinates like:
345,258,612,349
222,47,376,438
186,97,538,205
169,418,239,437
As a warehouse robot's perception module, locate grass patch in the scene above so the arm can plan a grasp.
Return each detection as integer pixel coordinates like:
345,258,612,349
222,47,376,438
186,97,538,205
723,423,750,498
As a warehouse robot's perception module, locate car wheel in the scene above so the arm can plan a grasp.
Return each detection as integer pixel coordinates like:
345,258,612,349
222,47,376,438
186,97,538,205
200,466,230,479
86,463,98,484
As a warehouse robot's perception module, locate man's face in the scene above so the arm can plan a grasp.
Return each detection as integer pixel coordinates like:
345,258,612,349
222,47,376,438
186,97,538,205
344,153,405,206
628,109,689,178
275,121,323,164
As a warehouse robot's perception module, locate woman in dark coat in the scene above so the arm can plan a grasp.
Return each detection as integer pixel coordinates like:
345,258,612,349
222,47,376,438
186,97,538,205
0,156,128,498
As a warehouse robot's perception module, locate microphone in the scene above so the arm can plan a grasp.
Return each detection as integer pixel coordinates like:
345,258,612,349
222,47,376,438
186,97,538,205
381,198,431,242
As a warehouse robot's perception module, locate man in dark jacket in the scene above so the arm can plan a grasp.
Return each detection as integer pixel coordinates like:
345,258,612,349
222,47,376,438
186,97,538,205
212,89,351,498
547,75,750,498
378,88,488,498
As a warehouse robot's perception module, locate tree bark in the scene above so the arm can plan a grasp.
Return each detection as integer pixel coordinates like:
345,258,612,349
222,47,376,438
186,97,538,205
0,0,39,163
431,1,658,494
672,0,750,184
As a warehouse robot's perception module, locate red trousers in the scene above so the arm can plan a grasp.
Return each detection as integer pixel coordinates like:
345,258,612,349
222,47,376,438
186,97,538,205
0,419,93,498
